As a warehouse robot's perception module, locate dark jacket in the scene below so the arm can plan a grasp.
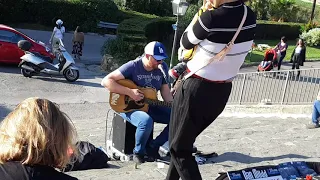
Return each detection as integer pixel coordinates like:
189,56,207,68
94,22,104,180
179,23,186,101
0,161,78,180
290,46,306,66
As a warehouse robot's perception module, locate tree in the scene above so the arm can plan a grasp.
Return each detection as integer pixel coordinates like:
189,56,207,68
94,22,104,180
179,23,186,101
246,0,270,20
310,0,317,22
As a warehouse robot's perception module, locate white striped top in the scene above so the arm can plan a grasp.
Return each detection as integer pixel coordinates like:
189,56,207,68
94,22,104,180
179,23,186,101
180,0,256,81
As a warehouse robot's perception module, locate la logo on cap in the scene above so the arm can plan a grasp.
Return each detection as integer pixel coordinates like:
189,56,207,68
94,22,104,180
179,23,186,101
159,47,164,53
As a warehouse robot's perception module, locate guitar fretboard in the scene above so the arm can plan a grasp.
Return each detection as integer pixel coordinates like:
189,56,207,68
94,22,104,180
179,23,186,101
145,99,171,107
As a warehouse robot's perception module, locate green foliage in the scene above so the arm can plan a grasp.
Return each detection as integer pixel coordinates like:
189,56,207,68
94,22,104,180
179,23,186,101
179,4,201,28
101,36,146,65
144,17,175,42
0,0,121,32
116,0,172,16
246,0,269,20
268,0,295,21
102,14,175,62
300,28,320,47
301,20,318,33
246,0,318,23
255,20,303,39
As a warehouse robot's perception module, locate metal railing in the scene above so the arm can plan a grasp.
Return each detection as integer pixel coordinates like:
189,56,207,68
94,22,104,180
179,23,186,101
228,68,320,105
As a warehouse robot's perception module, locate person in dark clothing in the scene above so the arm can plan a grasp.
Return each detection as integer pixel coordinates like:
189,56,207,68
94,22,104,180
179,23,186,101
0,162,77,180
165,0,256,179
274,36,288,70
0,97,78,180
290,38,306,78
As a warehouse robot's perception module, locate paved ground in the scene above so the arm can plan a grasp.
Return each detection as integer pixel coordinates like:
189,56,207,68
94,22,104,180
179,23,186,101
0,64,319,180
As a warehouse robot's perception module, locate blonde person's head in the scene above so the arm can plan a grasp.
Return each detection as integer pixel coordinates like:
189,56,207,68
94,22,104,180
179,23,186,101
0,97,77,168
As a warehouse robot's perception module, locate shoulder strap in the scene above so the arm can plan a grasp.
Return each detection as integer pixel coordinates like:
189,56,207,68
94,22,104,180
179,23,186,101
183,5,247,80
230,5,247,45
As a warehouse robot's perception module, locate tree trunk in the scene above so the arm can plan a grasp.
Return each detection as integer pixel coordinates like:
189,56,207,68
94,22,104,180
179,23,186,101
311,0,317,22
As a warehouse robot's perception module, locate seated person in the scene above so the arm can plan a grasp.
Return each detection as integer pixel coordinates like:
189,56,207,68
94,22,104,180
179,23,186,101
0,97,78,180
307,91,320,129
101,41,173,163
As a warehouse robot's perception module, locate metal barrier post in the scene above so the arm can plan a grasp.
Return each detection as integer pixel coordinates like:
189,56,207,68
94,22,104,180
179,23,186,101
281,71,290,105
238,74,246,105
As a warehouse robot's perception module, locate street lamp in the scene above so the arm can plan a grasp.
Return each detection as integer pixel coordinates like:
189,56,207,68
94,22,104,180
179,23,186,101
170,0,189,69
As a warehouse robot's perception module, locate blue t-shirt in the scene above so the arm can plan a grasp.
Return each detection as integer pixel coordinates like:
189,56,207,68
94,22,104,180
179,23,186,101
118,57,169,91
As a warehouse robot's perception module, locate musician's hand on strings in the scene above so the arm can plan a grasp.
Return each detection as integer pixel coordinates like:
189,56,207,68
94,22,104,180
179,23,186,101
130,89,144,101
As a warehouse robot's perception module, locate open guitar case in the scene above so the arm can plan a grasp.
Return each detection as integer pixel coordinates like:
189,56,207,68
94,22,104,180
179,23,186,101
215,162,320,180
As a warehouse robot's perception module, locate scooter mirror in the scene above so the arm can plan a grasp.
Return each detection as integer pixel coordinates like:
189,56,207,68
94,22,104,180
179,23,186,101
18,40,32,51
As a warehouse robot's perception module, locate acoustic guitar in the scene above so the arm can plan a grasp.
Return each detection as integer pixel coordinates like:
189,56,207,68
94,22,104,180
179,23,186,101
109,79,171,113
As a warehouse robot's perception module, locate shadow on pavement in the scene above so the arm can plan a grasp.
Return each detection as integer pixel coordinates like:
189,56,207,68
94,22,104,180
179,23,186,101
35,76,102,88
209,152,310,164
0,63,20,74
0,105,12,123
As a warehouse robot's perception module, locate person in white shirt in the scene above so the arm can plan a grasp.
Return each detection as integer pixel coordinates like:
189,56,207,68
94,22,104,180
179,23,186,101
49,19,66,54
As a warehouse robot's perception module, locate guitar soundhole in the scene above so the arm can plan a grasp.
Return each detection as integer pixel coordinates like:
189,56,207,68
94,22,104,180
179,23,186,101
123,96,145,111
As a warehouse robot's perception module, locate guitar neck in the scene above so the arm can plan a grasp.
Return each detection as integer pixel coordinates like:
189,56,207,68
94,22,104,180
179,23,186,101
145,99,171,107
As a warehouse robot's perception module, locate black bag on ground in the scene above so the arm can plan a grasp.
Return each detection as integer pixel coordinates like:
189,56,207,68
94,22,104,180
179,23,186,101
64,141,110,172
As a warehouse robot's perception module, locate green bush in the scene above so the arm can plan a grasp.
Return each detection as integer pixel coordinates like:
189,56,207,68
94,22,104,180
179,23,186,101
301,20,318,33
144,17,175,42
102,15,175,62
101,36,146,64
300,28,320,47
0,0,121,32
117,16,175,43
255,21,303,39
116,0,172,16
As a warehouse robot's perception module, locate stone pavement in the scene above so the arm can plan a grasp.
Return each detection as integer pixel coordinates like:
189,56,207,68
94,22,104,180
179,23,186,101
64,102,319,180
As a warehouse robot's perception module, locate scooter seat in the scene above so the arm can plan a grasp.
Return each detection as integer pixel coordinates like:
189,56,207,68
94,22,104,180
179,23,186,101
32,52,53,63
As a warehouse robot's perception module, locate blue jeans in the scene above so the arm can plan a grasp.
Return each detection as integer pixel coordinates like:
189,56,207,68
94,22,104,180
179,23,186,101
120,105,170,155
312,100,320,124
277,52,286,70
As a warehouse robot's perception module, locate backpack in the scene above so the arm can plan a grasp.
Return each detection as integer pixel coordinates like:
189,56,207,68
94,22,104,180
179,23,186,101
64,141,110,172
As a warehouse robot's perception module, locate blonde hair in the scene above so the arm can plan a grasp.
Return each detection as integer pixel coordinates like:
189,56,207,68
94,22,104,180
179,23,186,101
0,97,77,168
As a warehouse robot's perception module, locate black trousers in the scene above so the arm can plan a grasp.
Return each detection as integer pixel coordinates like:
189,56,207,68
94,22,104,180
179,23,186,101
291,54,301,77
291,61,300,77
166,77,232,180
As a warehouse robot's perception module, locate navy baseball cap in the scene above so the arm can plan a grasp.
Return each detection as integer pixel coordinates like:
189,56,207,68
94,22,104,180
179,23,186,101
144,41,168,61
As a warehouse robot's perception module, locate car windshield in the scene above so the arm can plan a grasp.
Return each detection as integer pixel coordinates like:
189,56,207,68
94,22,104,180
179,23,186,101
16,29,36,43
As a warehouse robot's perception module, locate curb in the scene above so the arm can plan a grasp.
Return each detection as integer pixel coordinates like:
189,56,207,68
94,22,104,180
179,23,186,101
220,104,312,118
69,31,116,38
241,62,260,68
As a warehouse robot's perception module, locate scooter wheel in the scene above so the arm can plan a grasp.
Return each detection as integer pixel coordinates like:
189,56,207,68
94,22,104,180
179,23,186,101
21,68,33,78
64,69,79,82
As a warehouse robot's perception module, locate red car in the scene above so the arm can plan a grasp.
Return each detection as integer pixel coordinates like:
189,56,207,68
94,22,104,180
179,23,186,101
0,24,54,64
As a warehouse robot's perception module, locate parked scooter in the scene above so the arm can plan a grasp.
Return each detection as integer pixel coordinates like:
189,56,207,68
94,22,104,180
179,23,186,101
17,40,80,82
